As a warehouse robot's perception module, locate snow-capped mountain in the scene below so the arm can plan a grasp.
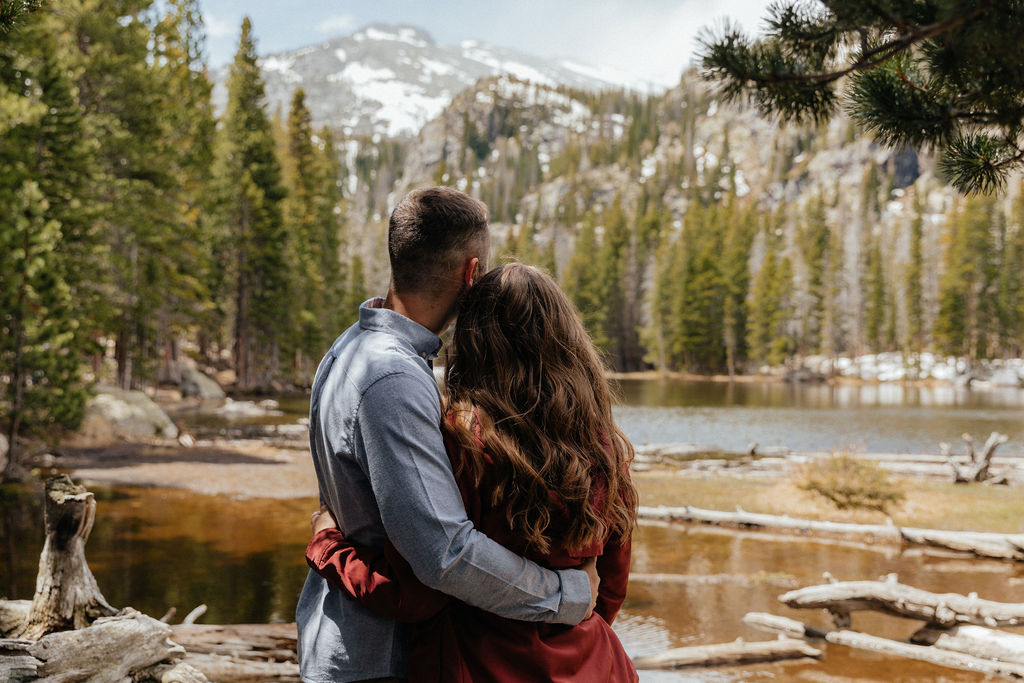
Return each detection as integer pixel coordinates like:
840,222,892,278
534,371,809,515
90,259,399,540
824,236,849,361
211,24,658,138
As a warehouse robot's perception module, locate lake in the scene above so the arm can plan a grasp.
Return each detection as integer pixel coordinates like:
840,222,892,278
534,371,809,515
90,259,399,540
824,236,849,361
4,377,1024,681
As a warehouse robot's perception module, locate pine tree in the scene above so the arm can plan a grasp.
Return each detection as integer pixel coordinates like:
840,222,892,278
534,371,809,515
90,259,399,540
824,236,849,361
934,196,1000,357
796,193,829,354
0,0,40,33
702,1,1024,193
905,192,925,353
722,204,757,376
562,212,605,349
864,233,887,352
747,237,795,367
216,17,289,389
1,182,87,480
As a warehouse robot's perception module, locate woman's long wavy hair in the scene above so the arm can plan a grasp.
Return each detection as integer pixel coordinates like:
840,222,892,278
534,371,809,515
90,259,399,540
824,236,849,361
444,263,638,556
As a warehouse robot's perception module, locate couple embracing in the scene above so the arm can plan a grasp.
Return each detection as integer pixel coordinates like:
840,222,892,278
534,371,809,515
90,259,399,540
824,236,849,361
296,187,639,682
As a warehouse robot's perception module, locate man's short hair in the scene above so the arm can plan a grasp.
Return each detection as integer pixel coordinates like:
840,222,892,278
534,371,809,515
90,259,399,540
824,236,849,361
388,186,489,295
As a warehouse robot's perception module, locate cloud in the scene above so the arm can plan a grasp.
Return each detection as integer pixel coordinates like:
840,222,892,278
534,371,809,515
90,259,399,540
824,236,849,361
203,11,236,39
504,0,770,87
315,14,356,35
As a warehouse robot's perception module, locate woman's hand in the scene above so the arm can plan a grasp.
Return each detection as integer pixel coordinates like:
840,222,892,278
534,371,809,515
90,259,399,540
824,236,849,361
310,503,337,535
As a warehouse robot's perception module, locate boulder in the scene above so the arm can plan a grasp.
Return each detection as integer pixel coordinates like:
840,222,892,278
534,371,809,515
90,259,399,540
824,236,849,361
989,367,1023,387
83,386,178,440
180,366,226,400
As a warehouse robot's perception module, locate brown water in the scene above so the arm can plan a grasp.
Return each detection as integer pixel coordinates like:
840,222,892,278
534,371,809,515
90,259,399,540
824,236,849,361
5,484,1024,681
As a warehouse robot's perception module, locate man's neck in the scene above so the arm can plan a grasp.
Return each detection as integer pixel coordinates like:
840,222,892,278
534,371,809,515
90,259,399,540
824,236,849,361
383,289,453,336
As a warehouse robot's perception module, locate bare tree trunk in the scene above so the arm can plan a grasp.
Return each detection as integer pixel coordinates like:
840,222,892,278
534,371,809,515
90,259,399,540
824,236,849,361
13,476,117,640
633,637,821,670
778,577,1024,627
744,612,1024,679
911,624,1024,665
638,505,1024,560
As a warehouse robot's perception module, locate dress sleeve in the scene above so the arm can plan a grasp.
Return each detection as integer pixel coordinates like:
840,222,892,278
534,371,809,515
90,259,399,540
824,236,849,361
305,528,448,623
594,533,631,625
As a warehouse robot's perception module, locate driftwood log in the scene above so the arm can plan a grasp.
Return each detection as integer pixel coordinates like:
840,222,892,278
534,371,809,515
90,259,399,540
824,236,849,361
632,637,821,670
639,505,1024,561
170,624,300,681
1,610,186,682
13,475,117,639
779,576,1024,627
743,612,1024,679
944,432,1009,483
911,624,1024,665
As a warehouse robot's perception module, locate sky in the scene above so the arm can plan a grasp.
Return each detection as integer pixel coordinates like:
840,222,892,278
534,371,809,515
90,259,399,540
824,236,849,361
201,0,771,87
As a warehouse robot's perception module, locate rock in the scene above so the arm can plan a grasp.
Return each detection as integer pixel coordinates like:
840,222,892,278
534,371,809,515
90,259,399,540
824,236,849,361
83,386,179,440
214,398,284,419
180,367,226,400
989,367,1022,387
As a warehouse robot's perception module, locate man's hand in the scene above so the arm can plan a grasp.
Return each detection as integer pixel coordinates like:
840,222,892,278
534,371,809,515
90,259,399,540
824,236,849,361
311,503,337,535
581,556,599,620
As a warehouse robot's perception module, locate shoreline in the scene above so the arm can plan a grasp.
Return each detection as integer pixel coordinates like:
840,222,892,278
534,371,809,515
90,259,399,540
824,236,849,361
605,369,993,388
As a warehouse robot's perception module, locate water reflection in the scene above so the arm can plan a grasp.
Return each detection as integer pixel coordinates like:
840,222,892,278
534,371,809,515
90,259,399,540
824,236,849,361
613,378,1024,454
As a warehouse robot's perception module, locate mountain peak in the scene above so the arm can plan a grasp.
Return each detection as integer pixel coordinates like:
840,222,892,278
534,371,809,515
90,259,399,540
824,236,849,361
350,24,436,48
213,23,655,139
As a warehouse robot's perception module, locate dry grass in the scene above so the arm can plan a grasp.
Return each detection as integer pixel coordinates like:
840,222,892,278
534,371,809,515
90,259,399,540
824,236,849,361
633,470,1024,534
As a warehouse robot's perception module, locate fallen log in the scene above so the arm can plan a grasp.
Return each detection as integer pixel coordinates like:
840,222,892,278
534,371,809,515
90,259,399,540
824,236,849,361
170,623,297,661
912,624,1024,665
779,577,1024,627
1,609,185,682
639,505,1024,561
178,652,299,682
14,475,117,639
743,612,1024,679
632,637,821,670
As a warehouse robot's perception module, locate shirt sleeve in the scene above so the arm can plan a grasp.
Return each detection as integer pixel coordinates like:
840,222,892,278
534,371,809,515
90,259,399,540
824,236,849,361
305,528,448,623
594,533,632,625
355,371,591,624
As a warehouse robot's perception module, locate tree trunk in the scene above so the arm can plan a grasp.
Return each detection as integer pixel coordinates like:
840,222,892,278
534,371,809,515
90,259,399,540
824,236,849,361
911,624,1024,665
632,637,821,670
13,476,117,640
2,610,186,682
779,577,1024,627
638,504,1024,560
743,612,1024,679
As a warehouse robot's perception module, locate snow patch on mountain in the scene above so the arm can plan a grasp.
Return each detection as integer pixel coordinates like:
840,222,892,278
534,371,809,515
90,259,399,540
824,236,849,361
212,23,660,138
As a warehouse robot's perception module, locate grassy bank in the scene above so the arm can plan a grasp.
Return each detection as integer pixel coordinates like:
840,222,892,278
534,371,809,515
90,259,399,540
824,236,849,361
633,470,1024,534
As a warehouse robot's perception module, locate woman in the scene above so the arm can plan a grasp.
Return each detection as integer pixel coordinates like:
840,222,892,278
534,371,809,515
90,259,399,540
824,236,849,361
307,263,639,682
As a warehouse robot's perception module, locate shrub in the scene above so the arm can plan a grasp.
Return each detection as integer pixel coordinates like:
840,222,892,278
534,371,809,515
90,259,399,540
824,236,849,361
795,454,905,514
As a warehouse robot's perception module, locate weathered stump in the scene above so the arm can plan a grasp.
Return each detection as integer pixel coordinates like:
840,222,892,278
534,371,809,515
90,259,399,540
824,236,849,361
13,475,117,640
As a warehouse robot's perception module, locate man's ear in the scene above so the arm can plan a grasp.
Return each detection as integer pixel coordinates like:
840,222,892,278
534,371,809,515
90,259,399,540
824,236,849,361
463,256,480,287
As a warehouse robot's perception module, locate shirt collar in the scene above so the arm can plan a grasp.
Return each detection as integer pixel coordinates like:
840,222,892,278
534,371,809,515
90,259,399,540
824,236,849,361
358,297,442,361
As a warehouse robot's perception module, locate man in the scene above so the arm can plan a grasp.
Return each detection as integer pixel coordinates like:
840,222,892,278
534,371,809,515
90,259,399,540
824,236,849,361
296,187,599,683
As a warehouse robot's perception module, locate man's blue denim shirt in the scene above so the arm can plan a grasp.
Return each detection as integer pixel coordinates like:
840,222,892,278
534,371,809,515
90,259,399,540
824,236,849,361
296,299,591,683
